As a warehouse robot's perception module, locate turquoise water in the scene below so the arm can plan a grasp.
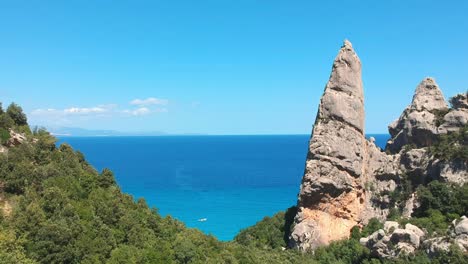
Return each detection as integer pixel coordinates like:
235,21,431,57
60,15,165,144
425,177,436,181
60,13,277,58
57,134,389,241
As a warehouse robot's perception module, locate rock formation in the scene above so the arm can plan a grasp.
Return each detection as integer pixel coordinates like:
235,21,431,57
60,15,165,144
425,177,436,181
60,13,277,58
6,129,27,147
290,40,368,251
359,217,468,259
360,222,426,258
290,40,467,252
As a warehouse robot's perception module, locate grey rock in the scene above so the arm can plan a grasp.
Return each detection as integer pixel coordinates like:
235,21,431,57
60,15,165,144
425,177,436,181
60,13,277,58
423,237,452,256
438,109,468,134
386,78,448,152
405,223,425,238
402,193,420,218
395,242,416,256
455,217,468,235
362,225,423,259
411,78,449,111
290,40,468,253
400,148,430,181
449,92,468,109
391,228,421,248
6,129,26,147
291,40,367,251
455,234,468,252
438,160,468,185
384,221,399,233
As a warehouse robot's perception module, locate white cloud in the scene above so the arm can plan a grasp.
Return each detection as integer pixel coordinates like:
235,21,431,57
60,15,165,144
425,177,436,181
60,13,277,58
31,105,116,120
30,100,168,125
122,107,168,116
130,97,168,106
32,105,116,117
123,107,151,116
64,107,108,114
31,108,58,115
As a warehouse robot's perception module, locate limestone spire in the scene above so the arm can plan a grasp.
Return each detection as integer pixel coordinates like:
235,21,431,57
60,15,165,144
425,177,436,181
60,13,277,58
290,40,366,251
319,39,364,132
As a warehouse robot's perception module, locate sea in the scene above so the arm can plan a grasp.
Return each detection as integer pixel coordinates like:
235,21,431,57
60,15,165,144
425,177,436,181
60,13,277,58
57,134,389,241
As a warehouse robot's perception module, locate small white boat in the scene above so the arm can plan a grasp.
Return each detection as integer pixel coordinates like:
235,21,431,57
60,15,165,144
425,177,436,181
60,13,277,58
198,218,207,222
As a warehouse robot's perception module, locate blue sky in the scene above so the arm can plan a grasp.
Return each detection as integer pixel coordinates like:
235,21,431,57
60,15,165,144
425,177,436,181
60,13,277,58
0,1,467,134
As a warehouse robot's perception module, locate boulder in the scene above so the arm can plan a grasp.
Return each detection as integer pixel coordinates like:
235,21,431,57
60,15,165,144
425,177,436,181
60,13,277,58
405,223,425,238
438,109,468,134
360,223,426,259
455,217,468,235
455,234,468,252
384,221,399,233
423,237,452,256
390,229,421,248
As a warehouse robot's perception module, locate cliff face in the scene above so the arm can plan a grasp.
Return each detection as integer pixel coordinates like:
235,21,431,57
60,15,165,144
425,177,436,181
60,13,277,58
290,40,368,251
290,41,468,252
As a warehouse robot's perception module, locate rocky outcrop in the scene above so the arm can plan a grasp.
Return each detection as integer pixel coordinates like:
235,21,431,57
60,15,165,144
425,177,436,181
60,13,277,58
386,78,449,153
360,222,426,258
423,216,468,256
361,219,468,259
437,159,468,185
5,129,26,147
389,88,467,185
290,40,467,252
290,40,367,251
438,92,468,134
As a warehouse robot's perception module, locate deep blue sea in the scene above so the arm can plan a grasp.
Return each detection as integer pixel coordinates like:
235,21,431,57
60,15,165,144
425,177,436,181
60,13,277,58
57,134,389,241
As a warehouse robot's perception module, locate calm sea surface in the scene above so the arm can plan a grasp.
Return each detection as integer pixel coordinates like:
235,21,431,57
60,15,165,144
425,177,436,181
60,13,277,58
57,134,389,240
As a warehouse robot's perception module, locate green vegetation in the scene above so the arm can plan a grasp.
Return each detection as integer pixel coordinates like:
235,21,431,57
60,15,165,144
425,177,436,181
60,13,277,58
0,102,466,263
401,181,468,235
0,102,30,144
429,124,468,161
0,102,319,263
235,206,296,249
431,109,450,127
6,103,28,127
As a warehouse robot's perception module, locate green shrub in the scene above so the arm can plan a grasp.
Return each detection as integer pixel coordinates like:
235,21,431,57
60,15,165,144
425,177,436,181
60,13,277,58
361,218,384,237
0,128,10,144
429,124,468,161
235,206,297,249
6,103,28,126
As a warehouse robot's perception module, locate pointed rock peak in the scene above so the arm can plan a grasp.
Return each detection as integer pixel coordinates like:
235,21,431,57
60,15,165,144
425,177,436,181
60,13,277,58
411,77,448,111
320,40,364,131
342,39,353,50
326,40,362,97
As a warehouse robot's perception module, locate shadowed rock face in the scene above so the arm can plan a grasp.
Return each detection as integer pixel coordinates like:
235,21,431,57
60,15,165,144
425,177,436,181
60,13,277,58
289,40,367,251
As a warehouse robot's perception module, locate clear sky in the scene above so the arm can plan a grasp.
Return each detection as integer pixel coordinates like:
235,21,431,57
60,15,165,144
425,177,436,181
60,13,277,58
1,1,467,134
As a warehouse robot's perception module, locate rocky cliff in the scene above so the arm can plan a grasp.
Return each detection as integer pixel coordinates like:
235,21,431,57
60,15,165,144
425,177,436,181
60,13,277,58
290,40,467,252
289,40,369,251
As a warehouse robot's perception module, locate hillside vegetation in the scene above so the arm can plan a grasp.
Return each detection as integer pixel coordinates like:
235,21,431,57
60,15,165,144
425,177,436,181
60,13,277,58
0,102,466,264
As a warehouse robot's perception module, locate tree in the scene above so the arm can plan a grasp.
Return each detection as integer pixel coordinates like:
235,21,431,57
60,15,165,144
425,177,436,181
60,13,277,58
6,103,28,126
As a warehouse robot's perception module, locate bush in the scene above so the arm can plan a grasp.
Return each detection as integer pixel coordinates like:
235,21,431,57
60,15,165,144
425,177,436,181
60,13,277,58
235,206,297,249
0,128,10,144
429,124,468,161
6,103,28,126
